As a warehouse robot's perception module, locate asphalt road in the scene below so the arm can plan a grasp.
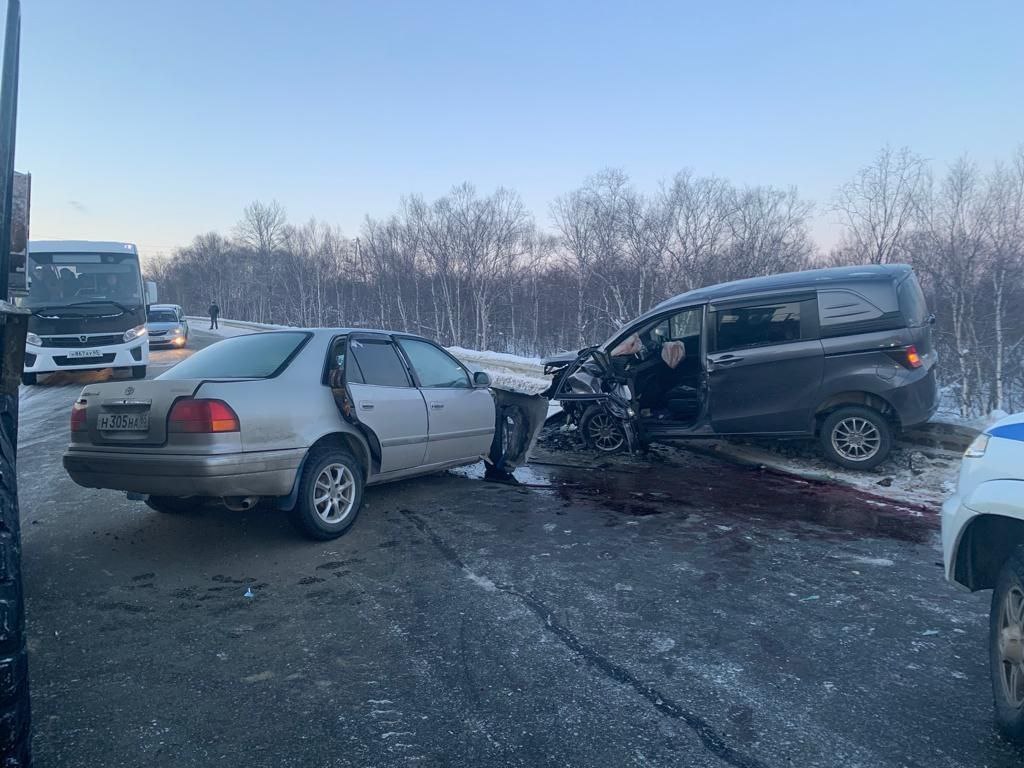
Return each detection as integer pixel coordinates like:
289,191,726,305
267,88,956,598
14,330,1021,767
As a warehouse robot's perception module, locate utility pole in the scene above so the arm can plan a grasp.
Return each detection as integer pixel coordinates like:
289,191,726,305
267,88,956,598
0,0,31,764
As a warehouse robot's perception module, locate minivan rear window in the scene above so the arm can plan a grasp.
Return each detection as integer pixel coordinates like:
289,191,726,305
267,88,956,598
159,332,309,380
897,275,929,327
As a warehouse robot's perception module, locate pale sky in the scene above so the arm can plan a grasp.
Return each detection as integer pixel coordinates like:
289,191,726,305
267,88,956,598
16,0,1024,262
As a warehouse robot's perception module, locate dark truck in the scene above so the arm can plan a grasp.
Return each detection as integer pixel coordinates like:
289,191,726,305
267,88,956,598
544,264,938,470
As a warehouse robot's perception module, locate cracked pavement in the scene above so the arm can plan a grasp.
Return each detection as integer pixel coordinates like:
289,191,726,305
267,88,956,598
16,330,1023,767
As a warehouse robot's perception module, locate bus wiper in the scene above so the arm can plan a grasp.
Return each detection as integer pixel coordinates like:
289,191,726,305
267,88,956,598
59,300,136,313
30,305,86,317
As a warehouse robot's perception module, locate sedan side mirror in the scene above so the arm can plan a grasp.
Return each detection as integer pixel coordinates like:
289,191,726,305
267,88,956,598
473,371,491,388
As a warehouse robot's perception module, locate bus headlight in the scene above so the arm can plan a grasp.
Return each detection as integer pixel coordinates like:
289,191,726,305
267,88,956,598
25,332,41,347
123,325,147,343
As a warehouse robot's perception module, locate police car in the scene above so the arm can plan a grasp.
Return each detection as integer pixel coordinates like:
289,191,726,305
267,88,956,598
943,412,1024,742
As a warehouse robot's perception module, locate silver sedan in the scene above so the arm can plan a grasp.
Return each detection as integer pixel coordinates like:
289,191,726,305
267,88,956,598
63,329,497,539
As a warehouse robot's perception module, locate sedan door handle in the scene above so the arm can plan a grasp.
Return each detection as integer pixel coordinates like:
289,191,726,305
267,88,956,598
359,401,375,411
430,402,445,410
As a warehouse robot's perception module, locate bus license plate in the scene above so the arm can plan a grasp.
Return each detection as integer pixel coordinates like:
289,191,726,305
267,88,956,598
67,349,103,358
98,413,149,432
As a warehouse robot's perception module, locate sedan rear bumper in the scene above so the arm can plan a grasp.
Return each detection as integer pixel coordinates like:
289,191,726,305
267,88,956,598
63,446,305,497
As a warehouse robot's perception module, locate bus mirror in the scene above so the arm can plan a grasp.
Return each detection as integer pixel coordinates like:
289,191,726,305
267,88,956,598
145,281,158,305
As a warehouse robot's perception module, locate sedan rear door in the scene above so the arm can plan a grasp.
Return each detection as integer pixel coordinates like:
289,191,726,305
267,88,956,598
394,337,495,464
346,334,429,472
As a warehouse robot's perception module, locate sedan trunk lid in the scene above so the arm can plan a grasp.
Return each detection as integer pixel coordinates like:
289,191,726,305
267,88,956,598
77,378,206,447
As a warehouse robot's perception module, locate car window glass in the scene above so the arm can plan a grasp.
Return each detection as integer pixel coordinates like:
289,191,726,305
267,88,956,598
898,276,929,327
669,308,701,339
159,332,308,379
147,310,177,323
397,338,470,388
714,302,801,352
349,339,410,387
326,338,363,385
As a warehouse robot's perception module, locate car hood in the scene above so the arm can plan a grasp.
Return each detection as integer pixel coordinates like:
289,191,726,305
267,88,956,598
147,322,182,331
987,411,1024,443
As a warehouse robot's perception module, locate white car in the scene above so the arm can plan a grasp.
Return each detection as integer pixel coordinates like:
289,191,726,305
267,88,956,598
942,412,1024,742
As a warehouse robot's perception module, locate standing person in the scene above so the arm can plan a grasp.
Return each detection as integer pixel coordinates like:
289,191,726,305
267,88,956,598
208,300,220,330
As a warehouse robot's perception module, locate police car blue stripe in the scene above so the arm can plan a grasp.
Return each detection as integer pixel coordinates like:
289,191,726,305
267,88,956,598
989,422,1024,443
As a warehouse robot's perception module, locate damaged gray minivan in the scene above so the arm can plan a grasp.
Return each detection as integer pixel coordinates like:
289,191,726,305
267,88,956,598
544,264,938,469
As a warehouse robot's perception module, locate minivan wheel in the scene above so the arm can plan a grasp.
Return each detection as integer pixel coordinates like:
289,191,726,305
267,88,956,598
131,365,147,380
580,405,627,453
990,547,1024,744
819,406,892,470
20,373,35,386
289,448,364,541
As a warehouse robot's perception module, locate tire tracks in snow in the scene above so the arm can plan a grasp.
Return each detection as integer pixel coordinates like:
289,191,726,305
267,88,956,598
400,508,770,768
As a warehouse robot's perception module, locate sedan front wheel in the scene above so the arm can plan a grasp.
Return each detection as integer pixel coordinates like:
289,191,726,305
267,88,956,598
289,448,364,540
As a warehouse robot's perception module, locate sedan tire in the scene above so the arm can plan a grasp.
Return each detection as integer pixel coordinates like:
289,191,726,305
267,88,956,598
991,546,1024,744
819,406,892,470
289,448,364,541
145,496,201,514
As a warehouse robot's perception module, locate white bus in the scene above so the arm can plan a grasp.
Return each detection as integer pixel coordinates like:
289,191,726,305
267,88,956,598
18,240,154,384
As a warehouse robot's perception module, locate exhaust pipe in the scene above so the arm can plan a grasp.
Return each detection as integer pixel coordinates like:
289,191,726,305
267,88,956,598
222,496,259,512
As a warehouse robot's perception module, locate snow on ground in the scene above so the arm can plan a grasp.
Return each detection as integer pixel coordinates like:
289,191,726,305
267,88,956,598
186,317,289,337
931,384,1014,429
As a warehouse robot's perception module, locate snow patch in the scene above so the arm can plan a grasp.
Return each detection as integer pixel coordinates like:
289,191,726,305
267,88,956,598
465,572,498,592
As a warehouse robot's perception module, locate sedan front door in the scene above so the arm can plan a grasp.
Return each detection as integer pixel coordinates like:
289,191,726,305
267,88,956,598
395,337,495,464
347,335,429,472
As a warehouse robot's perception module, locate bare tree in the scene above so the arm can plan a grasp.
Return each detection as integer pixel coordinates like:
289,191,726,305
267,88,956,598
833,145,927,264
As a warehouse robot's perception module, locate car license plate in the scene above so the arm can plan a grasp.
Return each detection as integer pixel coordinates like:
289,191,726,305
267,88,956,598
67,349,103,359
98,413,150,432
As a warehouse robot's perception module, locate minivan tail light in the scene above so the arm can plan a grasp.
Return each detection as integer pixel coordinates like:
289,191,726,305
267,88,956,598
70,400,87,432
885,345,923,370
168,399,240,433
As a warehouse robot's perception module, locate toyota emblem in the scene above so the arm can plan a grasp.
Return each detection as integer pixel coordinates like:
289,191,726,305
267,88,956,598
124,386,135,396
79,335,87,343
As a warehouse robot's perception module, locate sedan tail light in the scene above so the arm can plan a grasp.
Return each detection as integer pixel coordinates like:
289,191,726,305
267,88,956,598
168,398,240,433
70,399,87,432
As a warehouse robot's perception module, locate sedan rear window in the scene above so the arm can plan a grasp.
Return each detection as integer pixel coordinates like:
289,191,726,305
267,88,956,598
160,332,309,380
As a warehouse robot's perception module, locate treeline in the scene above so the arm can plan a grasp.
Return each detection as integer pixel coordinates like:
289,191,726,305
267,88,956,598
147,147,1024,417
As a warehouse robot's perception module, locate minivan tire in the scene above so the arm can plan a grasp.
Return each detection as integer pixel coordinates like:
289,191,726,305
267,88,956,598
131,365,147,380
289,448,364,541
580,404,627,453
990,546,1024,744
819,406,893,470
19,373,35,386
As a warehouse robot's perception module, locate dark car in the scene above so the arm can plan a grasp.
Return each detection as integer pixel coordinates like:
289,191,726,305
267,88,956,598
544,264,938,469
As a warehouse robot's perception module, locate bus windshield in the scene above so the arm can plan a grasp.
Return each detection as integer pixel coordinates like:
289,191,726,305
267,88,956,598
20,252,144,311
